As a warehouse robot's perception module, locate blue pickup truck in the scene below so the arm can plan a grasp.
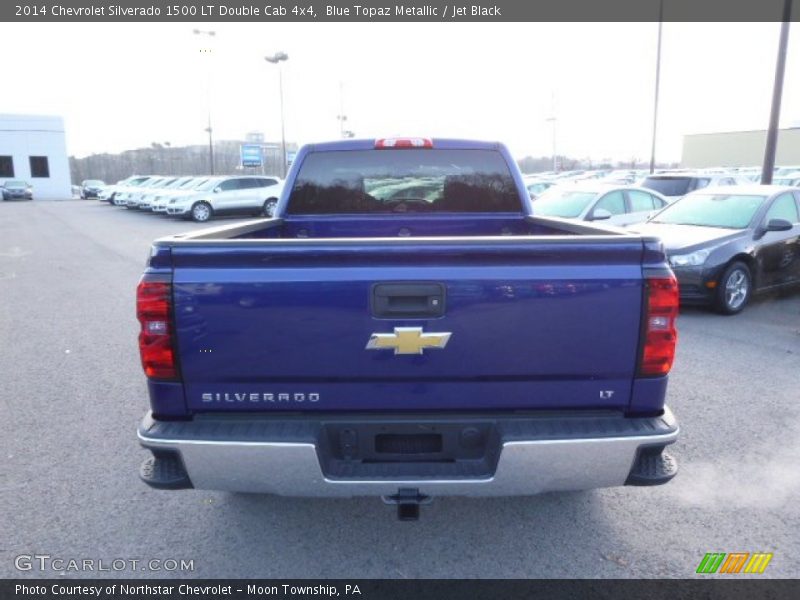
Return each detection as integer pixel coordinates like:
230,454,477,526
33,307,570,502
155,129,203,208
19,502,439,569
136,138,680,519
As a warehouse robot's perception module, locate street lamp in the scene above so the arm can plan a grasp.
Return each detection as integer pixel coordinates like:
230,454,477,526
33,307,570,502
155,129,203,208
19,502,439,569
546,116,557,172
761,0,793,184
193,28,216,175
649,0,664,174
337,81,351,138
546,91,558,172
265,51,289,177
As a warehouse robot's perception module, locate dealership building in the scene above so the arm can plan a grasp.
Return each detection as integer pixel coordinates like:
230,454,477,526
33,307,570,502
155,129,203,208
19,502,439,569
681,126,800,168
0,114,71,199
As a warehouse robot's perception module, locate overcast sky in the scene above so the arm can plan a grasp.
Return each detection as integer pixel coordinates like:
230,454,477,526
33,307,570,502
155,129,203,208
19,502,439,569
2,22,799,163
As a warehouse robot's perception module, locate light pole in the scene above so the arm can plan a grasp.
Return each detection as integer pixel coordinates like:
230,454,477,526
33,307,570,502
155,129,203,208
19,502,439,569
336,81,350,138
762,0,793,185
546,91,558,172
649,0,664,174
265,51,289,177
546,116,557,172
193,28,216,175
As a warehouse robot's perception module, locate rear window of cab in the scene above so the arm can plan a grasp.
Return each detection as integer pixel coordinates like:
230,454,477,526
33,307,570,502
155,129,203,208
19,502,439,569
286,149,522,214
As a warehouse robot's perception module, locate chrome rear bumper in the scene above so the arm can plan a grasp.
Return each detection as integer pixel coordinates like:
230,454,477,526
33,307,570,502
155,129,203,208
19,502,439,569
138,408,678,497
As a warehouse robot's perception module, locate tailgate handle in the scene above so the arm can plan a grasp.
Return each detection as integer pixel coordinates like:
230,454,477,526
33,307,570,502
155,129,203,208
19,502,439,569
372,283,445,318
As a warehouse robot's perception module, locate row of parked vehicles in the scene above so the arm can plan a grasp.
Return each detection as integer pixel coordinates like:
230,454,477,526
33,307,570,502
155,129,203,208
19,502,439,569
90,174,284,222
82,159,800,314
519,165,800,228
519,168,800,314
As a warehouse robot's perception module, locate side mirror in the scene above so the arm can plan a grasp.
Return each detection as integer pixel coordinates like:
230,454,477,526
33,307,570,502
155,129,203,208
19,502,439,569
213,187,221,193
765,218,793,232
589,208,612,221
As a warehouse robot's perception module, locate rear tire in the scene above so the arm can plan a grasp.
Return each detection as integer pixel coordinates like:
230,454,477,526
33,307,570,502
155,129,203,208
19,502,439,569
714,261,752,315
191,201,213,223
263,198,277,217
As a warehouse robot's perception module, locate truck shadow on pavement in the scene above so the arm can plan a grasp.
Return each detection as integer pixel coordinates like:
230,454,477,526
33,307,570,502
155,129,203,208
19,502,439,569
199,490,626,578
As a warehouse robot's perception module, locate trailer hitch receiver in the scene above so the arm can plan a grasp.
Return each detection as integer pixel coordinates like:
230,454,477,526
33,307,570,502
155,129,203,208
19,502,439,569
382,488,432,521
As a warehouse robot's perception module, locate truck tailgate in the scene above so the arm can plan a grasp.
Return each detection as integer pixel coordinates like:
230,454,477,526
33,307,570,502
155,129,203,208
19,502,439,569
170,238,644,412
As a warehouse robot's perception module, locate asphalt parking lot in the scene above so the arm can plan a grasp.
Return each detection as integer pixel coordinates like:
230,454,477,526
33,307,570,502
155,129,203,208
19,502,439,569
1,199,799,578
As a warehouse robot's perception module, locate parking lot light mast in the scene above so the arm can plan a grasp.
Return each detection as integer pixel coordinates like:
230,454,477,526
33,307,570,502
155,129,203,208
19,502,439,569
193,28,216,175
265,52,289,177
761,0,793,185
546,91,558,172
649,0,664,175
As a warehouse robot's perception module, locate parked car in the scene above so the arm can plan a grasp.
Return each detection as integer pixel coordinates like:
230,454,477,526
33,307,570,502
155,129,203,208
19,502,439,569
2,180,33,201
136,137,680,515
113,176,158,206
640,173,738,202
126,177,180,209
599,170,647,185
151,177,215,213
775,165,800,178
532,184,668,227
523,177,556,199
80,179,105,199
138,176,195,210
772,172,800,187
99,176,147,203
165,175,284,222
632,185,800,314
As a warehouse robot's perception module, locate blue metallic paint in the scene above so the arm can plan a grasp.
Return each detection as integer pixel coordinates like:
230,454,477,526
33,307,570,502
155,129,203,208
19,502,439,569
168,233,647,413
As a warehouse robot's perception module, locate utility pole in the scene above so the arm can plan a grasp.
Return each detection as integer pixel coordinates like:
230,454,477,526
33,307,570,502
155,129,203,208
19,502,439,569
265,52,289,177
649,0,664,174
761,0,793,185
546,91,557,172
193,28,216,175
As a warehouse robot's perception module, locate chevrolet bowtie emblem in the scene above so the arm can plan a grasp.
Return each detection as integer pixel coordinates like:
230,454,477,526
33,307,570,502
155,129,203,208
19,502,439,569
366,327,452,355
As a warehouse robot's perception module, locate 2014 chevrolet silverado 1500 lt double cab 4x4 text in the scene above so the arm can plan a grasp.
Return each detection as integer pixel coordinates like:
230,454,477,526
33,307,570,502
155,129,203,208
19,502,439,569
136,138,679,519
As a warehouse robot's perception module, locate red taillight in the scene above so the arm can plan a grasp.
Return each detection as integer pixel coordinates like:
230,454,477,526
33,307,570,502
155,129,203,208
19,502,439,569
375,137,433,149
136,278,177,380
639,275,679,377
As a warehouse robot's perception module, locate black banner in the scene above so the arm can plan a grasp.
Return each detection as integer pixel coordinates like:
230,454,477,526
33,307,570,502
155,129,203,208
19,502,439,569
2,0,799,22
2,580,800,600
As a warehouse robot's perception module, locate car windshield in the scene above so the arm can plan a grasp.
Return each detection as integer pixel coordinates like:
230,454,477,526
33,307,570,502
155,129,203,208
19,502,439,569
532,190,598,218
526,182,551,195
195,178,222,191
84,180,104,186
287,149,521,214
650,193,765,229
164,178,191,189
5,180,27,188
642,176,710,196
179,178,203,189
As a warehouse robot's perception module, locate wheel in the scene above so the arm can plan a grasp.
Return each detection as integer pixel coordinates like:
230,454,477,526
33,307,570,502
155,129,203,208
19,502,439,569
263,198,277,217
714,261,752,315
191,201,213,223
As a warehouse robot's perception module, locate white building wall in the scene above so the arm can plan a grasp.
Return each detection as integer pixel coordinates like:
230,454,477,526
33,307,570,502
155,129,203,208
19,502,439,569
0,114,71,199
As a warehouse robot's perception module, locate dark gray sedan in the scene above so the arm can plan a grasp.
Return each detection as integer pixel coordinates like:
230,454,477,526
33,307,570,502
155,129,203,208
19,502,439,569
632,185,800,314
1,180,33,201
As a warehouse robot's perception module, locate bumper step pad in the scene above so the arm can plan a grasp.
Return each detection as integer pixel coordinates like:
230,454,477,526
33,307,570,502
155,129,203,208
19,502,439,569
625,450,678,486
140,453,193,490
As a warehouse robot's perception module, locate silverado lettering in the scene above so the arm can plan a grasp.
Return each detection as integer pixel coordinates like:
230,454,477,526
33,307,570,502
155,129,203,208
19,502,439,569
201,392,320,403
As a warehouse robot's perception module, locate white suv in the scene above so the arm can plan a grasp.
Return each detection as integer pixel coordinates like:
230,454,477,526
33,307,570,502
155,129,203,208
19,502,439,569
166,176,283,222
